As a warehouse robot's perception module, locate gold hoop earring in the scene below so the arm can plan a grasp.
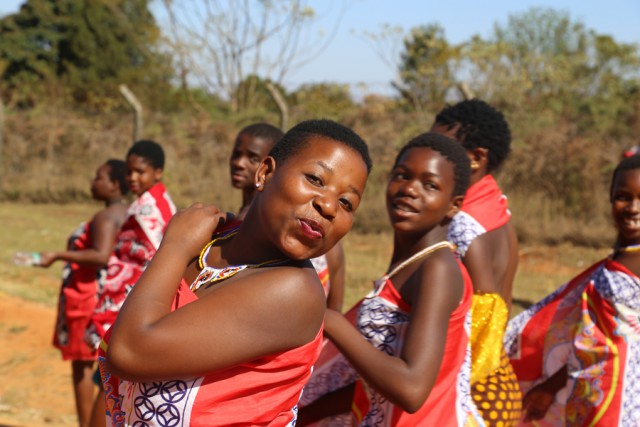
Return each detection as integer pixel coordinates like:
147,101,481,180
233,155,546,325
470,161,479,171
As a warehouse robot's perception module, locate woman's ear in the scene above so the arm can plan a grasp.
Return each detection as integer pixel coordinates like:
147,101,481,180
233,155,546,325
470,147,488,171
254,156,276,191
444,194,464,221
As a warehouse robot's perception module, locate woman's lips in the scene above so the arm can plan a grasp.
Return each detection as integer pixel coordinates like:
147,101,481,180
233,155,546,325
300,218,325,240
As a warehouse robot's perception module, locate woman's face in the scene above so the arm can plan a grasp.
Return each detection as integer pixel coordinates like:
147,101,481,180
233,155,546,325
254,137,368,260
229,133,273,191
90,163,118,201
126,154,162,196
611,168,640,246
386,147,460,235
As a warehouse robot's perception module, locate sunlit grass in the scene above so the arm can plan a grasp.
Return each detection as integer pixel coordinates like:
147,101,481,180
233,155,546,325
0,203,611,318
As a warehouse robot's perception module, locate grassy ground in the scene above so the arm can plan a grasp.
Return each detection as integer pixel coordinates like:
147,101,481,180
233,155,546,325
0,202,611,314
0,202,613,427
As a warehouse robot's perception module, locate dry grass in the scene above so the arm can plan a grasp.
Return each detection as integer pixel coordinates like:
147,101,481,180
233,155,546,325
0,203,611,319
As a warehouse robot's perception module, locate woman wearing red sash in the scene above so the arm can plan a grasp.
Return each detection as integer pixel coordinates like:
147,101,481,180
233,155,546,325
299,132,482,426
505,154,640,426
31,160,129,427
99,120,372,426
431,99,522,426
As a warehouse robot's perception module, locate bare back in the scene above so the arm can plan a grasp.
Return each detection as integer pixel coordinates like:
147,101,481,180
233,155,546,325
463,220,518,312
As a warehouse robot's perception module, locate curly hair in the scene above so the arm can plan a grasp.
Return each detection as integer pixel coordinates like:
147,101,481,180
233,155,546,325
269,119,372,174
434,99,511,172
236,123,284,150
394,132,471,197
610,154,640,200
106,159,130,196
127,140,165,170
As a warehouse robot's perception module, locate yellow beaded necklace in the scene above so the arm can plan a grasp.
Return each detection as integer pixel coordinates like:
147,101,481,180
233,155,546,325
613,243,640,255
190,229,288,292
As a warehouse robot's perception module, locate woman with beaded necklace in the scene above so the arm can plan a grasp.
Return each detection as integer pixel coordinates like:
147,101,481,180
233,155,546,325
98,120,372,427
505,154,640,425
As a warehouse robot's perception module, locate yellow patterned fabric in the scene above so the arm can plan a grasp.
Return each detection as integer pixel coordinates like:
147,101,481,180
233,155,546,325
471,351,522,426
470,293,508,383
470,293,522,426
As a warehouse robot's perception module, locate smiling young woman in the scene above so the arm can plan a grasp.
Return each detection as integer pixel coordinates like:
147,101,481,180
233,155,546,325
298,132,483,427
505,154,640,425
97,120,372,427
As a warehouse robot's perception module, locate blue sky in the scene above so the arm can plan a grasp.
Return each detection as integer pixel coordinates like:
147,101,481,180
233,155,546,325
1,0,638,96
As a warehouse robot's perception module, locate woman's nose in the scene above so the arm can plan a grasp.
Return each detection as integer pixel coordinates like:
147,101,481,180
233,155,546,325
313,194,337,220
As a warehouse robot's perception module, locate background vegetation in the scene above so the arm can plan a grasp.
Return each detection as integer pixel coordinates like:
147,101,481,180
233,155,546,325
1,1,639,248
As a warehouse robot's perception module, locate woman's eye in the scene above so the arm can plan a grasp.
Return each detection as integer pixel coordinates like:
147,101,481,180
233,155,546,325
340,198,354,212
250,156,261,164
306,174,323,186
423,181,438,190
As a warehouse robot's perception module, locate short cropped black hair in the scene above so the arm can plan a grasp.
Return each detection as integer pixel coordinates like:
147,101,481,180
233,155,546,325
237,123,284,149
610,154,640,200
394,132,471,197
106,159,130,196
127,140,165,169
434,99,511,172
269,119,372,174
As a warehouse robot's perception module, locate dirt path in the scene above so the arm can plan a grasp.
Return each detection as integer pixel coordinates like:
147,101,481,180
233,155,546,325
0,294,78,427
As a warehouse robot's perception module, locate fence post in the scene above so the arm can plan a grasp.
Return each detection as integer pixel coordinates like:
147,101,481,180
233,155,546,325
119,84,143,142
265,82,289,131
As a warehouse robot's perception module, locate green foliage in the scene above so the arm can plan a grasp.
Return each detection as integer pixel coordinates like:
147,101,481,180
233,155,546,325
0,0,173,110
290,83,357,121
394,24,460,113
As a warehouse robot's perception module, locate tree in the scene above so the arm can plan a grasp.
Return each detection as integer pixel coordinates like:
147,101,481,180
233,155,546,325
393,24,460,113
0,0,172,108
290,82,356,121
158,0,345,113
481,8,640,219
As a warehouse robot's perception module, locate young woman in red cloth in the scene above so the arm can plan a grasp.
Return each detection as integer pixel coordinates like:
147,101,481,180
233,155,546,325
299,132,482,426
229,122,346,311
99,120,372,426
431,99,522,426
505,154,640,425
87,140,176,427
29,160,129,427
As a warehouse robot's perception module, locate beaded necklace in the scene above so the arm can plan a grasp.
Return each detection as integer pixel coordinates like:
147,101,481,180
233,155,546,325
613,243,640,255
190,229,288,292
384,241,456,280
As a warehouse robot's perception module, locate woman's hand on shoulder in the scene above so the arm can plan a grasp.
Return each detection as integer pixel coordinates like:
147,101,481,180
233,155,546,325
161,203,232,259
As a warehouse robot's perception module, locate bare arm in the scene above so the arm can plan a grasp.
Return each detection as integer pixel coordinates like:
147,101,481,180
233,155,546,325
523,364,567,421
38,207,124,268
325,241,345,312
106,204,325,382
323,253,463,413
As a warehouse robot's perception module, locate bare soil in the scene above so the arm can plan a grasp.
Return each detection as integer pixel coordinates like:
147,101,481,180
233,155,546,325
0,294,78,427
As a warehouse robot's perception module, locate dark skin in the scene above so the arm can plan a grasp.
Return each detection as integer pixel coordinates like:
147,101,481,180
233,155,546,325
36,163,128,427
299,148,464,423
39,164,128,267
106,138,368,383
521,168,640,421
231,131,346,312
430,123,518,311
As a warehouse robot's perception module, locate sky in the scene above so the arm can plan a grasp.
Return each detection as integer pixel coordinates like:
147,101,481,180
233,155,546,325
1,0,639,96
